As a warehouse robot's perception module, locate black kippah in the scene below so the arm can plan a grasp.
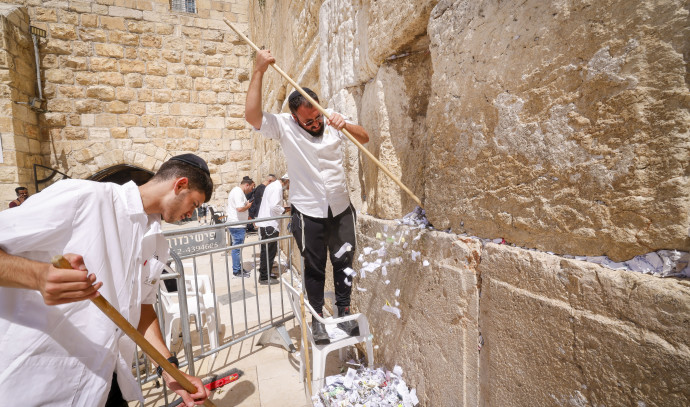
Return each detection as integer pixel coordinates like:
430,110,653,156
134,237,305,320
169,154,210,176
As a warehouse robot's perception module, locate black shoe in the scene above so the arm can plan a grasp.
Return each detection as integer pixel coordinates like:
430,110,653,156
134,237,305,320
311,315,330,345
259,278,279,285
337,306,360,337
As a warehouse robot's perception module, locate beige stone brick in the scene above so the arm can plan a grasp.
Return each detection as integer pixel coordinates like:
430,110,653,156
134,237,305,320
107,100,129,113
95,43,124,58
123,47,137,59
139,114,154,127
109,6,142,19
99,15,126,30
118,114,139,126
46,99,73,113
72,42,90,57
172,76,193,90
172,90,190,102
143,76,165,89
207,105,225,117
60,56,88,70
89,127,111,140
90,57,118,72
153,90,171,103
139,48,159,61
111,127,127,138
194,77,211,90
92,4,109,15
68,1,92,13
123,74,142,89
75,72,99,86
201,43,217,56
178,116,204,129
204,116,224,129
120,60,146,74
168,63,185,75
81,14,98,28
145,102,169,115
75,99,102,113
168,138,198,151
50,24,78,40
135,0,153,12
57,9,78,25
158,116,175,127
162,50,182,63
141,10,162,23
137,89,153,102
79,113,95,127
128,127,146,138
86,85,115,101
205,66,220,79
34,7,58,22
100,72,125,87
216,92,233,105
129,102,145,115
155,23,174,35
57,85,84,98
169,103,207,116
198,91,217,104
166,127,187,138
109,31,139,46
146,61,167,76
45,68,74,84
126,20,155,34
78,28,107,43
94,113,117,127
41,54,58,69
63,127,88,140
140,34,162,48
184,53,205,66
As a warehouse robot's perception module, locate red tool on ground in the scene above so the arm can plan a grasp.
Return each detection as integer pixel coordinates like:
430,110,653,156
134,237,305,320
169,369,243,407
205,372,240,391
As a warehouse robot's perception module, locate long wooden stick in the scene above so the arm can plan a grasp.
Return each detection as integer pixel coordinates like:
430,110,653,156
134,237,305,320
224,18,423,208
51,256,216,407
300,292,313,399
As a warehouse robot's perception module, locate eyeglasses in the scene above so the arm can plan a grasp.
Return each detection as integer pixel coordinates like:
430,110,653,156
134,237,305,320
294,113,322,127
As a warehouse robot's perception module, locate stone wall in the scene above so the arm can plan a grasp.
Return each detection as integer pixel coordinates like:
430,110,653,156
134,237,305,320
247,0,690,405
0,0,253,207
0,5,38,203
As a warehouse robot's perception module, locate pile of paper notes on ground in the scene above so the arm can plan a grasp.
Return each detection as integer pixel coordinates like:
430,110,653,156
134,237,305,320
312,366,419,407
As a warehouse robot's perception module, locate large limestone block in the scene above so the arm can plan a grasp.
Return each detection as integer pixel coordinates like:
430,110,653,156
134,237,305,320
425,0,690,260
354,215,481,406
479,244,690,406
360,50,431,218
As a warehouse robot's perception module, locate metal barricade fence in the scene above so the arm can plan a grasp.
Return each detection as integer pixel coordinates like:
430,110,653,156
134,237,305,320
132,215,298,406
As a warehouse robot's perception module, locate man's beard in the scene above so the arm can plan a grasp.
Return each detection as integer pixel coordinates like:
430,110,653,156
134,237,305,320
304,121,325,137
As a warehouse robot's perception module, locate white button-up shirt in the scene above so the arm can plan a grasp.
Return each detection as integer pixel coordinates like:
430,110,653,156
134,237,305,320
256,179,285,229
0,179,168,406
256,110,351,218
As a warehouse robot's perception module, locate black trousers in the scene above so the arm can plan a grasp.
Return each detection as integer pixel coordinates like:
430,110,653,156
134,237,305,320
291,204,356,315
259,226,279,279
105,373,128,407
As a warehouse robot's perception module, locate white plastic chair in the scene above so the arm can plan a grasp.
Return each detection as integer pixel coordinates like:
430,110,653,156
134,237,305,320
184,274,220,349
158,281,218,353
282,274,374,394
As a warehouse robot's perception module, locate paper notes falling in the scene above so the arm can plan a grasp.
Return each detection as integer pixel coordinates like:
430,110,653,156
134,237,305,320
334,242,353,258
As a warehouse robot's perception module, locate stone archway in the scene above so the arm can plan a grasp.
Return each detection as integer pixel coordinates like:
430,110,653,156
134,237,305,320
88,164,154,186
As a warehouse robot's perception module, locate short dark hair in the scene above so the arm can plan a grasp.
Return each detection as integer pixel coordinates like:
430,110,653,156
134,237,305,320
241,178,253,186
152,159,213,202
288,88,319,114
15,186,27,195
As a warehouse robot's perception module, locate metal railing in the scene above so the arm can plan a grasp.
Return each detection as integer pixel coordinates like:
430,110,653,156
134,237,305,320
132,215,297,406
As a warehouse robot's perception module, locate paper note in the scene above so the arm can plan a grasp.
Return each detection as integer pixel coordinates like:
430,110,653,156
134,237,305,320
334,242,353,258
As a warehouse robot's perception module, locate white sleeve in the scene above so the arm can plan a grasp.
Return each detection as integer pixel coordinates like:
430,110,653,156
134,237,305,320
256,112,282,140
231,188,246,209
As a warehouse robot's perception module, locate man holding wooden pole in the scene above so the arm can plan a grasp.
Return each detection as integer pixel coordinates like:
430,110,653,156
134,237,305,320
245,49,369,344
0,154,211,406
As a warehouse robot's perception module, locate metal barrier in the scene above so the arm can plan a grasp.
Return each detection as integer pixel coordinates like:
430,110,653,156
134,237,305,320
132,215,297,406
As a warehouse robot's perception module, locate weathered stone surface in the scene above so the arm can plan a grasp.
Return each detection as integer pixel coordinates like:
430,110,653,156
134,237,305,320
354,215,481,407
424,0,690,261
479,243,690,406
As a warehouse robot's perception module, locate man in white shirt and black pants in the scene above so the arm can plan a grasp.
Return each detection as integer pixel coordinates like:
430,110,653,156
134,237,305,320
256,173,290,284
226,178,254,277
245,50,370,344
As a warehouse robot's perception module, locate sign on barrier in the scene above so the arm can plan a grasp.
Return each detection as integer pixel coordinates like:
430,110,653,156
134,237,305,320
166,230,226,256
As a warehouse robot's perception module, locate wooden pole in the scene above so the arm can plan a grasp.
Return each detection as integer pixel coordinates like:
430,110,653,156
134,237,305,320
52,256,216,407
223,18,423,208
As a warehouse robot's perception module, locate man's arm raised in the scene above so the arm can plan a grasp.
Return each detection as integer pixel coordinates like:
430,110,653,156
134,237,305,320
245,49,276,129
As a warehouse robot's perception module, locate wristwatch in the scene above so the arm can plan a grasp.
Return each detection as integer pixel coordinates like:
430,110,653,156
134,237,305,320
156,355,179,377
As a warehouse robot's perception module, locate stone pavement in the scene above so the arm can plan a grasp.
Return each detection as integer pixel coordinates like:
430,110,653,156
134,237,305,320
132,221,345,407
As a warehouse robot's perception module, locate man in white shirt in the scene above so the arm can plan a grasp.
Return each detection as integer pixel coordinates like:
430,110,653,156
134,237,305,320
226,178,254,277
245,50,370,344
0,154,212,406
256,173,290,284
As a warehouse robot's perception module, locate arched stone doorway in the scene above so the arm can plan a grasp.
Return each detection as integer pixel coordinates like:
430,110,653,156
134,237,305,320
88,164,154,186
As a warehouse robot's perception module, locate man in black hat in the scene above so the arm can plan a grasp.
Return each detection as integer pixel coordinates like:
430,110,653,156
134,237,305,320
0,154,212,406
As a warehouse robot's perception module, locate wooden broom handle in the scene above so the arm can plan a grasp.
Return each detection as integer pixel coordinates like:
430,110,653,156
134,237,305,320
51,256,216,407
224,18,423,208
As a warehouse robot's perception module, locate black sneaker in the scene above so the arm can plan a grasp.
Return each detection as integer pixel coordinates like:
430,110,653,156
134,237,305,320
337,306,360,337
311,315,330,345
259,278,279,285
